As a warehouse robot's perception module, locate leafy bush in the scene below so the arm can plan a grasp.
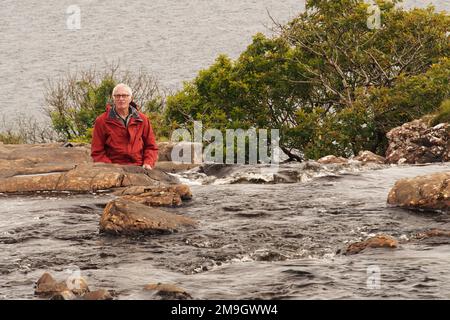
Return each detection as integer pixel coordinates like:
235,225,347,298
45,63,166,142
0,131,25,144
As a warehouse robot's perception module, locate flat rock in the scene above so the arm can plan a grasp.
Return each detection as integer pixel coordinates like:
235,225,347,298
116,185,192,207
0,163,180,193
100,198,197,235
345,235,398,255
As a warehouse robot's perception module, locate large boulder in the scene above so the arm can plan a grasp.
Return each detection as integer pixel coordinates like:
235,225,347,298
386,120,450,164
100,198,197,235
0,163,180,193
387,171,450,211
0,142,200,178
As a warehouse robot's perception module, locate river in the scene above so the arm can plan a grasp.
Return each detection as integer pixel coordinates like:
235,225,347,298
0,162,449,299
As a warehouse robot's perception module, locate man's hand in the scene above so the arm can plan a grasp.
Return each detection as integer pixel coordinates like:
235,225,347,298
142,164,153,170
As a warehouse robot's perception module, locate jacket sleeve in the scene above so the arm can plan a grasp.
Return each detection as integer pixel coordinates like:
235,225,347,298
91,117,113,163
142,118,159,168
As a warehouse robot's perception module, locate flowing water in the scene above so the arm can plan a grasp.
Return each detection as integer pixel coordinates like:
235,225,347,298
0,162,449,299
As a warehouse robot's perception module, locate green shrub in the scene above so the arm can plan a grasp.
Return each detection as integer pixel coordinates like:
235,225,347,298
45,64,167,142
0,132,25,144
431,99,450,126
165,0,449,160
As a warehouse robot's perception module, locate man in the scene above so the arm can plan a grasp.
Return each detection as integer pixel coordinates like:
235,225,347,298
91,83,158,169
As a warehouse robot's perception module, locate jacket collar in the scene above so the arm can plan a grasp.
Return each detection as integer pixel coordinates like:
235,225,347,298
107,103,142,122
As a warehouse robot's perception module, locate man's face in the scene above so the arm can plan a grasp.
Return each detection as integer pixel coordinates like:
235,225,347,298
113,87,132,112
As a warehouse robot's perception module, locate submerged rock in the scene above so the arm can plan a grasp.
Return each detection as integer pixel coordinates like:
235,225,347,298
35,272,115,300
100,199,197,235
345,235,398,255
144,283,192,300
386,120,450,164
414,229,450,240
387,171,450,211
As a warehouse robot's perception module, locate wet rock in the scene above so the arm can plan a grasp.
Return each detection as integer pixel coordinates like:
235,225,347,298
345,235,398,255
115,184,192,200
387,171,450,211
66,275,90,296
144,283,192,300
50,290,76,300
35,272,116,300
414,229,450,240
117,185,192,207
0,163,178,193
155,161,199,173
252,249,289,261
100,199,197,235
35,273,69,297
354,151,385,164
386,119,450,164
273,169,300,183
200,164,237,178
35,272,89,299
82,289,113,300
317,155,348,165
302,161,322,171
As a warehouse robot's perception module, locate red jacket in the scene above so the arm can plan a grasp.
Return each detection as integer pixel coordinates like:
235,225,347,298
91,104,158,167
